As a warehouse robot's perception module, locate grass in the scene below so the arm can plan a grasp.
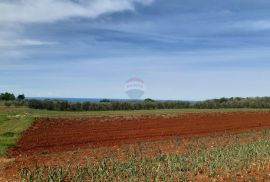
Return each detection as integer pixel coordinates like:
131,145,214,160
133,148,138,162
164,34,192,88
0,112,33,156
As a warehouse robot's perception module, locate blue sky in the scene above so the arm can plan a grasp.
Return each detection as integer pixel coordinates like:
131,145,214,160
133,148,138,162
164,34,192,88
1,0,270,100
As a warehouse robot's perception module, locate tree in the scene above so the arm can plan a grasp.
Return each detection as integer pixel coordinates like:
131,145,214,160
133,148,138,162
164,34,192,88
0,92,15,101
144,98,155,102
100,99,111,103
17,94,25,100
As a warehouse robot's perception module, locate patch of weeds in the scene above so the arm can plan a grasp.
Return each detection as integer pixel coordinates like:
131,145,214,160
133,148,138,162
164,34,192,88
1,132,16,137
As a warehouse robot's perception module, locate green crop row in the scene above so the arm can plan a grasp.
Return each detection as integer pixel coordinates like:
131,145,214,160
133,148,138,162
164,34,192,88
20,139,270,181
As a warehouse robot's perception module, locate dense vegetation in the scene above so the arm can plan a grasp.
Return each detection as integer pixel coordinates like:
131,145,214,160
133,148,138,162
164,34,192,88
22,97,270,111
0,92,16,101
0,92,25,107
3,92,270,111
195,97,270,109
26,99,191,111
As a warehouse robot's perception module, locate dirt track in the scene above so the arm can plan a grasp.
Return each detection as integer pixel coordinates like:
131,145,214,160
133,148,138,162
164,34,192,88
9,111,270,156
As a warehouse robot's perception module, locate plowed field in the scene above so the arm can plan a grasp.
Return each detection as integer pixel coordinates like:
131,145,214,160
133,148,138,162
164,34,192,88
9,111,270,156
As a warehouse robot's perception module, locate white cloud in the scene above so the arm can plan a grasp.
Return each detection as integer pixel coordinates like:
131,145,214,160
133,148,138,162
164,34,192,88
0,0,153,54
0,39,58,48
0,26,58,49
232,20,270,31
0,0,153,24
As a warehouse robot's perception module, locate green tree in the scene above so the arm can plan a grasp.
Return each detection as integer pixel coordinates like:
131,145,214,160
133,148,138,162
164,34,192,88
0,92,16,101
17,94,25,100
144,98,155,102
100,99,111,103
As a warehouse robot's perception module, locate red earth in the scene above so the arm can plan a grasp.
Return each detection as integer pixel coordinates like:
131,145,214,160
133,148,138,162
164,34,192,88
8,111,270,156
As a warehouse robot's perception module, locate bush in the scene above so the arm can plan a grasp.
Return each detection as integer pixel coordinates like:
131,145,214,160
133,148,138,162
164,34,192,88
28,99,44,109
4,101,12,107
14,100,26,107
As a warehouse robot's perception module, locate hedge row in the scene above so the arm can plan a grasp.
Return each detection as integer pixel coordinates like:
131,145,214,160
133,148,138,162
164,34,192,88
5,97,270,111
195,97,270,109
26,99,191,111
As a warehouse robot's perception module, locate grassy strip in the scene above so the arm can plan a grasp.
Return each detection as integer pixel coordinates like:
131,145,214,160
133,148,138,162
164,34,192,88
2,104,270,118
0,113,33,156
19,139,270,181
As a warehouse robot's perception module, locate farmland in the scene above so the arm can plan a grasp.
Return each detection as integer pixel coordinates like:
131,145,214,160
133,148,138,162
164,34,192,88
2,0,270,181
2,104,270,181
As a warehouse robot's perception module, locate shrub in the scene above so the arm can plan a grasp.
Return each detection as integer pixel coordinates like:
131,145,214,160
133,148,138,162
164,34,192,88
14,100,26,107
28,99,44,109
4,101,12,107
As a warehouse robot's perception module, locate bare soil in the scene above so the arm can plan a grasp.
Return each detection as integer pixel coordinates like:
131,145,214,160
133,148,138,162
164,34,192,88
8,111,270,156
4,111,270,181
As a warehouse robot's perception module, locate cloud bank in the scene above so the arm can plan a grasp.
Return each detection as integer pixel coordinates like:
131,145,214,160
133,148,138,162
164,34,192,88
0,0,153,24
0,0,153,50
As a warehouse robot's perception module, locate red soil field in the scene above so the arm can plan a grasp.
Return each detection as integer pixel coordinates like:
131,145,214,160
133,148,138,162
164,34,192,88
8,111,270,156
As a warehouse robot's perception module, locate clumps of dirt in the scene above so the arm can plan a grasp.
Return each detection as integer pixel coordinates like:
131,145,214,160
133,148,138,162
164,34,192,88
0,158,15,181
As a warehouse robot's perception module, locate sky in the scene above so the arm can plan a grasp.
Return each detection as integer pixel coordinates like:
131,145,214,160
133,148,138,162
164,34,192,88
1,0,270,100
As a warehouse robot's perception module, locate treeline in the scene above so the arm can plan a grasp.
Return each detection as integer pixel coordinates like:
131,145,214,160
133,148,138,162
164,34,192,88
25,97,270,111
0,92,26,107
0,92,25,101
3,91,270,111
195,97,270,109
27,99,191,111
